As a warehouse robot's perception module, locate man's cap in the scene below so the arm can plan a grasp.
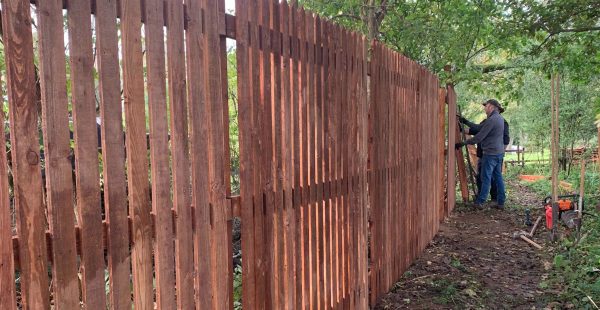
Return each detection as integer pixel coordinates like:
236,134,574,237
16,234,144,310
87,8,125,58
482,99,505,113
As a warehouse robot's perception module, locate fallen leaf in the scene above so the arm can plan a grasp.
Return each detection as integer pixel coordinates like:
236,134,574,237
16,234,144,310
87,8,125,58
464,288,477,297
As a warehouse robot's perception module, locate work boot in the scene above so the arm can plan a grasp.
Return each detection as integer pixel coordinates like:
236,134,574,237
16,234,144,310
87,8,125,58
490,203,505,210
464,202,485,210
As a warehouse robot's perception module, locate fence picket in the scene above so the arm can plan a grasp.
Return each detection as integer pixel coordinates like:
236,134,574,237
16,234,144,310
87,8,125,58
95,0,132,307
0,54,17,310
184,0,212,308
144,0,176,308
67,0,107,307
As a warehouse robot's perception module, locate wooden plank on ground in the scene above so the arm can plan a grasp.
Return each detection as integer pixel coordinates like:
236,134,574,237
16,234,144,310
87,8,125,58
66,0,107,307
234,0,256,308
186,0,212,308
2,0,50,309
95,0,131,307
36,1,80,307
120,0,154,307
143,0,176,308
203,1,230,308
0,68,17,310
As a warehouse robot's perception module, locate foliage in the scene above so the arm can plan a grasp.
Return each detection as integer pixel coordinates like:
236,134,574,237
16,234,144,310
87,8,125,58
233,264,242,310
226,46,241,195
456,70,599,155
301,0,599,85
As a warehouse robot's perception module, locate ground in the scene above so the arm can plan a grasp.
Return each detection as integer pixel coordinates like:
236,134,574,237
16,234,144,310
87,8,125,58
375,180,555,309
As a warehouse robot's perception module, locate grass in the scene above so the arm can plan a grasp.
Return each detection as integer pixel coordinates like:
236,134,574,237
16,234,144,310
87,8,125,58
504,149,550,162
505,163,600,308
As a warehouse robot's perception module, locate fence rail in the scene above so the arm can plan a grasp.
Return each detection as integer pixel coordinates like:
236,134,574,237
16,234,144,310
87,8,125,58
0,0,452,309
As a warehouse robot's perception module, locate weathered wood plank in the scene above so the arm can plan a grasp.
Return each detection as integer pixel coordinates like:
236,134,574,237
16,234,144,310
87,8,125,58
95,0,131,307
298,7,312,308
0,66,17,310
257,0,276,307
321,18,333,309
37,0,80,307
447,86,457,214
202,1,230,308
305,11,318,309
235,0,257,308
184,0,211,308
120,0,154,307
248,0,266,307
66,0,107,307
143,0,176,308
333,23,343,305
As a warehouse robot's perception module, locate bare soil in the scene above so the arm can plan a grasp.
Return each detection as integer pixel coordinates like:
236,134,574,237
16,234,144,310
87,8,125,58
375,181,554,309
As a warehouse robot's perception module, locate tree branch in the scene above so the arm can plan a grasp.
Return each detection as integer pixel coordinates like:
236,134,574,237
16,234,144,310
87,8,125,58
554,26,600,33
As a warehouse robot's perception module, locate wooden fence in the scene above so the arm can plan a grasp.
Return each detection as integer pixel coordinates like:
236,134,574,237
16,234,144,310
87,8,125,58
0,0,451,309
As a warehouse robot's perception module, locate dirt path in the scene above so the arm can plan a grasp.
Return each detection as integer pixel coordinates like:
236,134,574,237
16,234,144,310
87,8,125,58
375,181,552,309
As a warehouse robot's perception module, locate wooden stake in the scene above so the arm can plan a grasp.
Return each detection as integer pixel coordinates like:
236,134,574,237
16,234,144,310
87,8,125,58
550,73,560,239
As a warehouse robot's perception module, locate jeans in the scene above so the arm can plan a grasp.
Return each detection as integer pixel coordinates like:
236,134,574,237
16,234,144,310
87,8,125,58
476,158,503,201
475,154,506,205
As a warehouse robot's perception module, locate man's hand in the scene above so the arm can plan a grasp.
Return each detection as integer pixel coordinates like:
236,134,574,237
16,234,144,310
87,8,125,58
454,142,465,149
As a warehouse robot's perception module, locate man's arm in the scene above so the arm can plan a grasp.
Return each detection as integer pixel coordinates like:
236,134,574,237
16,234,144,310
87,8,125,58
465,117,495,145
459,116,479,129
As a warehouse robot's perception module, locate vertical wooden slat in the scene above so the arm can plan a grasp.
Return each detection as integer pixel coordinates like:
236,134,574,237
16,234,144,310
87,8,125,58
298,8,311,309
95,0,131,307
144,0,176,308
167,0,197,308
37,0,80,307
321,18,333,309
357,33,369,310
286,3,306,309
0,71,17,310
279,2,296,309
218,0,235,305
235,0,257,308
447,86,457,214
120,0,154,307
305,11,318,309
268,1,287,308
67,0,107,307
185,0,211,308
203,1,230,308
332,24,341,306
314,15,326,310
247,2,266,307
257,0,276,307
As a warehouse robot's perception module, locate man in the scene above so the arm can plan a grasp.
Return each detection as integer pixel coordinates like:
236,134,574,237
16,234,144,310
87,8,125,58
459,107,510,204
455,99,506,209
